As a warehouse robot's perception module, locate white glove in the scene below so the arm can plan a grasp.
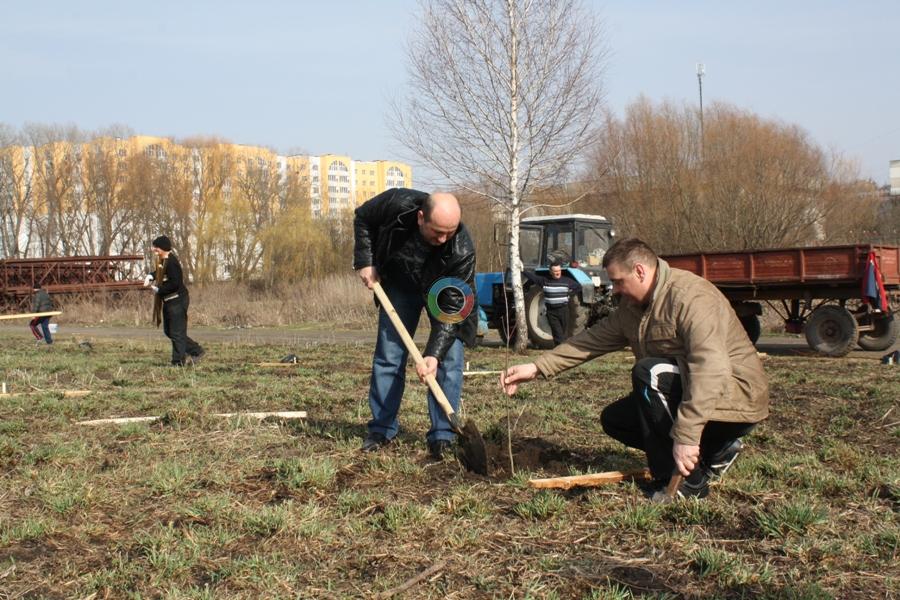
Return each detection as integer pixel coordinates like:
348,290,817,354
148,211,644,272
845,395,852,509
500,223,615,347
142,273,154,287
151,285,159,294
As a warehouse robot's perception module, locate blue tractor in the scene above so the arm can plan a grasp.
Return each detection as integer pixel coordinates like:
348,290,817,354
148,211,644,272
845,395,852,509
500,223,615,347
475,214,617,348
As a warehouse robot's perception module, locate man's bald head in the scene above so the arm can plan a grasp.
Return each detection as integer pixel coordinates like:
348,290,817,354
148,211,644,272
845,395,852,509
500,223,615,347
418,192,461,246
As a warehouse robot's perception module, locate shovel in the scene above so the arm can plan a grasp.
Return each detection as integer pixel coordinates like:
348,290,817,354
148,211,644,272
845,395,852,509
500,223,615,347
372,282,489,476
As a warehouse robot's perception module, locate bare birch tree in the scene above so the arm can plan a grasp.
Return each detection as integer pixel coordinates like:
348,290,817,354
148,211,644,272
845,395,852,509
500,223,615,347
392,0,607,350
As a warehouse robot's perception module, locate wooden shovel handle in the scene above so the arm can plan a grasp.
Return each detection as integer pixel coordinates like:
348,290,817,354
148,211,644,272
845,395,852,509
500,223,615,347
372,282,457,422
666,473,684,499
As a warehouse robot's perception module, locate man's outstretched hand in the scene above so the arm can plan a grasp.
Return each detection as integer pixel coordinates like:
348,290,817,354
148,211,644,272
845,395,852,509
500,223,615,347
500,363,539,395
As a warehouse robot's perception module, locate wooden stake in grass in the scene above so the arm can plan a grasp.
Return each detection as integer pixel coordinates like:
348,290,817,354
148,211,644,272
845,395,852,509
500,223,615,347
528,469,652,490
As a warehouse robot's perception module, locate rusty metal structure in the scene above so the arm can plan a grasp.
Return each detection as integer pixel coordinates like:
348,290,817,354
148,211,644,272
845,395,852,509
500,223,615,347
0,255,146,311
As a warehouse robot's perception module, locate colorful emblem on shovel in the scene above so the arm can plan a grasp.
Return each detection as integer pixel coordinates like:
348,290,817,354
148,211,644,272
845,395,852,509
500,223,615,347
427,277,475,324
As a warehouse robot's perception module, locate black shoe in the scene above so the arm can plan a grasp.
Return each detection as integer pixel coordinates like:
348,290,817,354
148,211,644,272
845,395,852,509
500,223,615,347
678,468,710,499
361,432,390,452
703,439,743,480
427,439,453,461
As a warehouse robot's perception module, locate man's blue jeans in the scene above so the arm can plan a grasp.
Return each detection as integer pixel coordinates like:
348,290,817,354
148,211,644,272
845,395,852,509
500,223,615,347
367,285,463,443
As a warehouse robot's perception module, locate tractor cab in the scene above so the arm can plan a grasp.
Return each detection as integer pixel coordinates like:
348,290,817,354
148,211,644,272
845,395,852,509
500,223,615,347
519,214,615,284
476,214,616,348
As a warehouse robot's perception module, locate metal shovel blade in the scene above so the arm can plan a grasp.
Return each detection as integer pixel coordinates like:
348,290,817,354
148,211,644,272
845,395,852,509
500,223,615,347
456,419,489,476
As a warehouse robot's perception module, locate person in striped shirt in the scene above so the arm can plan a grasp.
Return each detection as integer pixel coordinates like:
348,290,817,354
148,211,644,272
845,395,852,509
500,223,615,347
538,260,580,346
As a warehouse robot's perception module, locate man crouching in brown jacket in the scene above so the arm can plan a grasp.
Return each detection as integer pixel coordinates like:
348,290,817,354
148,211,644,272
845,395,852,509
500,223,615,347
501,238,769,499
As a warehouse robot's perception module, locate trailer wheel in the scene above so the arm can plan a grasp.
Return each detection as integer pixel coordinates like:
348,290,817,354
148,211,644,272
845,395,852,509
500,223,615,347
525,286,555,350
804,305,859,357
857,314,899,351
739,315,761,345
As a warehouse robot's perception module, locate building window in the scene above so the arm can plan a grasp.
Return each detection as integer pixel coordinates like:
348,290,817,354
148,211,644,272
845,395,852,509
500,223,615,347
386,166,405,188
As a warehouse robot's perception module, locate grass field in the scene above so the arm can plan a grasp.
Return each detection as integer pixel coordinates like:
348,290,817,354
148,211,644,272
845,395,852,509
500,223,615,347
0,335,898,599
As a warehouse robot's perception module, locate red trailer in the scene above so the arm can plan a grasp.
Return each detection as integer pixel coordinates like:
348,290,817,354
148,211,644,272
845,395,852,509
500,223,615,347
0,255,145,312
663,244,900,357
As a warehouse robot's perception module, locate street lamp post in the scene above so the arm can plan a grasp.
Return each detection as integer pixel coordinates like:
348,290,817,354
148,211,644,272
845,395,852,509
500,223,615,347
696,62,705,142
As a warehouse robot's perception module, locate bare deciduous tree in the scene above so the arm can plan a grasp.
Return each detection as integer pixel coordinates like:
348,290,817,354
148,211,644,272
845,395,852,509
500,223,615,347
228,156,281,281
587,99,872,253
0,124,35,257
81,127,138,255
392,0,607,350
25,124,85,256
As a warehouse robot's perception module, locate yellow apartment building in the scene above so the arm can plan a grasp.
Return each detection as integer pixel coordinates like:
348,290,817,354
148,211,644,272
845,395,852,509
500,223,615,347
304,154,412,218
3,134,411,219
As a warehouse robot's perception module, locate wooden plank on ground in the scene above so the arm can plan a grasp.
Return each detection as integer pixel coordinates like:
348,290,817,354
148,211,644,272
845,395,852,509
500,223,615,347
213,411,307,420
528,468,651,490
0,311,62,321
77,416,160,425
76,410,307,426
0,389,91,398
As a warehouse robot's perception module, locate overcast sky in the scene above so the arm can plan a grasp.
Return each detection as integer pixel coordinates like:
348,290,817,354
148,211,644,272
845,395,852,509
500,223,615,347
2,1,897,185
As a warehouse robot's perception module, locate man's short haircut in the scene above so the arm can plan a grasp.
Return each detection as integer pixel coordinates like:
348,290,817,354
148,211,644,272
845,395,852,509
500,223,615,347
602,238,659,270
421,195,436,222
549,259,563,268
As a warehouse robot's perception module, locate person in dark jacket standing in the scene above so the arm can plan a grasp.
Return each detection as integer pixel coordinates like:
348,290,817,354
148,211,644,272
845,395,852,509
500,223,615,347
29,284,54,345
354,188,477,460
148,235,205,366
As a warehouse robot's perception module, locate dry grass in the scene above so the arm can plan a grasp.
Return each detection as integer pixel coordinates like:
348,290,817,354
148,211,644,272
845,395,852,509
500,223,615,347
57,274,375,329
0,335,897,598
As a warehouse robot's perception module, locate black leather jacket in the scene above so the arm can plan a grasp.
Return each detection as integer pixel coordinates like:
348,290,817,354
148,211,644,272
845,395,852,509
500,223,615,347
354,188,477,359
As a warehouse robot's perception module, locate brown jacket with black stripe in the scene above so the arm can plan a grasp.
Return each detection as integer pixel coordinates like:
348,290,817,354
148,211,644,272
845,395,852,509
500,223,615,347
533,259,769,446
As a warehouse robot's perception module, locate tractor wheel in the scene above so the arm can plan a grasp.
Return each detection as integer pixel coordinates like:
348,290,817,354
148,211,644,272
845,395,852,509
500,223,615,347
857,313,899,351
525,286,555,350
804,305,859,357
571,300,590,336
739,315,761,345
